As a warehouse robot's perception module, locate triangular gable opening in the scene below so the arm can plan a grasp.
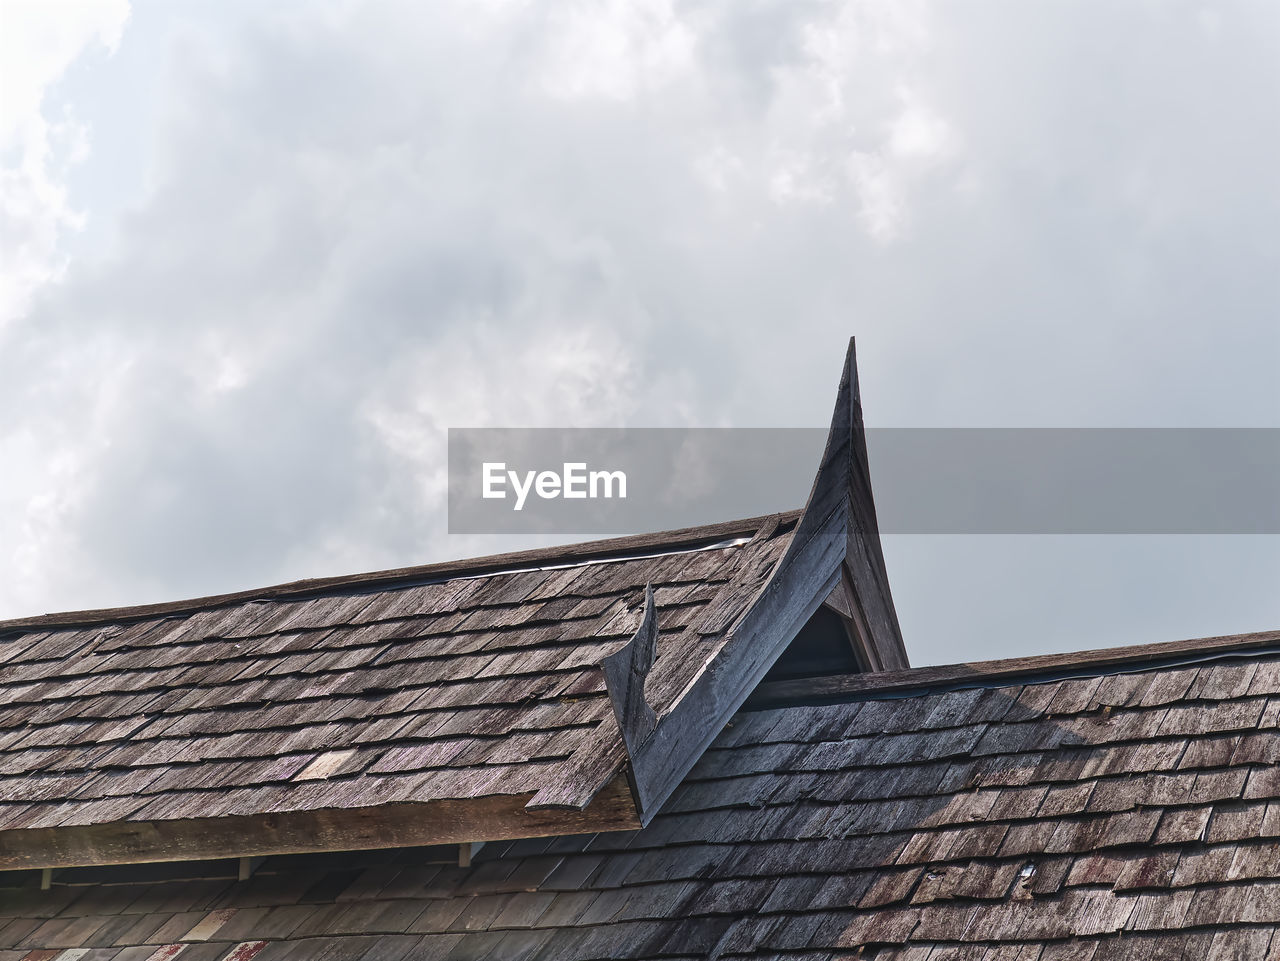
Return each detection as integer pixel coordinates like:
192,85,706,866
763,603,866,683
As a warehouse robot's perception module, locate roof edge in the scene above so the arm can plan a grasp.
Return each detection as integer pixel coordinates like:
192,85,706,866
0,772,641,872
0,511,799,633
747,626,1280,706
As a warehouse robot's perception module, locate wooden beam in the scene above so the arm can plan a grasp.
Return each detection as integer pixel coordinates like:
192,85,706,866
828,338,907,671
0,773,639,872
237,856,265,881
821,577,854,620
748,628,1280,706
39,867,52,890
0,513,794,634
458,841,484,867
622,508,845,821
822,565,874,673
601,584,659,755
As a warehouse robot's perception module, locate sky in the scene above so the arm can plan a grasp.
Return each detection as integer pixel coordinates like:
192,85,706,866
1,0,1277,666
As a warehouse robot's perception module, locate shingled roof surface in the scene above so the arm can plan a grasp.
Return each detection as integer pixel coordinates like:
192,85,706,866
5,630,1279,959
0,514,795,836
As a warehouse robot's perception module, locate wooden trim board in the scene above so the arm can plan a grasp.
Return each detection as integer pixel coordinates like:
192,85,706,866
0,774,640,871
1,514,795,633
748,628,1280,706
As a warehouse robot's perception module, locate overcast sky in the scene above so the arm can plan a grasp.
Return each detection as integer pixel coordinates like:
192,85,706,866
2,0,1277,665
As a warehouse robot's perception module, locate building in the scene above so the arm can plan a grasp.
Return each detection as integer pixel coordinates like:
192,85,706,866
1,343,1276,959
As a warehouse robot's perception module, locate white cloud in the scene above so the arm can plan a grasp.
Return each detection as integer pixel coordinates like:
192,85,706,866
538,0,695,101
0,1,1275,661
846,150,902,241
729,1,959,237
0,0,129,326
888,92,952,162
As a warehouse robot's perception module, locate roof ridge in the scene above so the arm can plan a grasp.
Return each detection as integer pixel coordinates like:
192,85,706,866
0,510,800,633
748,626,1280,706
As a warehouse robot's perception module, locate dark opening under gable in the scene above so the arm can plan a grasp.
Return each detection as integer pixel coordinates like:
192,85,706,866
764,605,865,682
764,557,901,683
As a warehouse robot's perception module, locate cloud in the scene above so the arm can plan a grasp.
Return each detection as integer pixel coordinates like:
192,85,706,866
0,0,129,326
0,1,1275,662
538,0,695,102
0,0,130,609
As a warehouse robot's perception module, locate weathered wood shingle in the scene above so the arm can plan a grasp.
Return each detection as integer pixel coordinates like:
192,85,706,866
5,634,1280,958
0,515,795,859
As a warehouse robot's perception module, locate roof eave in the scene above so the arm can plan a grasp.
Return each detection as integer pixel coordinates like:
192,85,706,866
0,772,640,872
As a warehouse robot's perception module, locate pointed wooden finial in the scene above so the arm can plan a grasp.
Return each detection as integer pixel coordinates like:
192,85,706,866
601,584,659,753
770,337,906,671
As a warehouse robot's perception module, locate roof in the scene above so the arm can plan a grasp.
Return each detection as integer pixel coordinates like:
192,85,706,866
1,337,1275,957
4,627,1279,959
0,514,794,861
0,339,909,869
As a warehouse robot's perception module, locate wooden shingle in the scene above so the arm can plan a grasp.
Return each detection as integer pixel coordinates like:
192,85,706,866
0,513,803,870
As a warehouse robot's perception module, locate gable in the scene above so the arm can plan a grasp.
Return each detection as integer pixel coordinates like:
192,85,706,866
596,338,907,822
